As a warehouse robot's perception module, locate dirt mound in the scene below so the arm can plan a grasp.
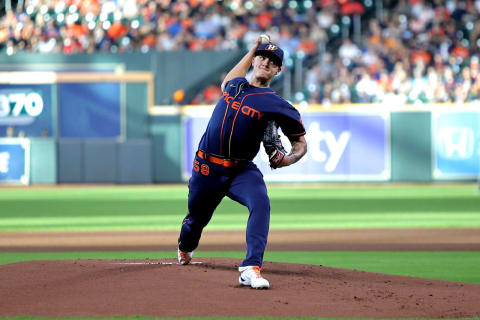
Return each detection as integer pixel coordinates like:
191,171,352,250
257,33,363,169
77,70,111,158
1,258,479,318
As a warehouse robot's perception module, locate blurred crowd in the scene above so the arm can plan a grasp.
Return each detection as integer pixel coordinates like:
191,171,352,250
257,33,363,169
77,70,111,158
2,0,480,105
305,0,480,105
0,0,327,55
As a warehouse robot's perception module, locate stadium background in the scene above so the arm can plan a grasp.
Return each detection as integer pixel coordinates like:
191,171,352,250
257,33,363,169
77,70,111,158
0,0,480,318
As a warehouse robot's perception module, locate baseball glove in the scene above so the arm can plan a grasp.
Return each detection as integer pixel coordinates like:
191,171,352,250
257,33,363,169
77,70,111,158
263,120,287,169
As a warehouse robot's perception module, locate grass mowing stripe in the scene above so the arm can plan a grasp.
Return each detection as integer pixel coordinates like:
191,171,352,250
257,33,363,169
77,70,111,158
263,251,480,284
2,197,479,217
2,212,480,231
1,185,479,232
0,186,189,201
1,251,479,284
0,184,478,199
0,215,183,226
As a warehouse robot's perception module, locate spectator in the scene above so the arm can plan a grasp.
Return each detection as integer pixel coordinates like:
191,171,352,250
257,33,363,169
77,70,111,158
4,0,480,105
6,126,14,137
338,38,361,67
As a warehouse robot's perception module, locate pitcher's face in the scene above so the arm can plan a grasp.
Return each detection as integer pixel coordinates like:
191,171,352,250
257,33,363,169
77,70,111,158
252,55,281,82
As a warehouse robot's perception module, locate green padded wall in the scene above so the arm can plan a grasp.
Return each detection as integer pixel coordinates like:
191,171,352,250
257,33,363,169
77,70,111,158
391,112,432,182
30,138,57,184
150,115,182,182
125,83,149,139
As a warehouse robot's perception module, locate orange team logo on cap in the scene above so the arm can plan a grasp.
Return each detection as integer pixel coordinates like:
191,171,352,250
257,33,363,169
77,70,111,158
266,44,278,51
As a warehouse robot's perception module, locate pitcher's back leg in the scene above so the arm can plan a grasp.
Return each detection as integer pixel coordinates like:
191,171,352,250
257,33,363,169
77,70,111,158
227,164,270,268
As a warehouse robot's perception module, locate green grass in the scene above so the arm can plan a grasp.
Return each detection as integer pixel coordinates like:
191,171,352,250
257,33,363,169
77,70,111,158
0,184,479,231
2,251,480,284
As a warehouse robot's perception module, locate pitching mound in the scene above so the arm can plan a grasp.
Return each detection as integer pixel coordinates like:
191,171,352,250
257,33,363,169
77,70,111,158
1,258,480,318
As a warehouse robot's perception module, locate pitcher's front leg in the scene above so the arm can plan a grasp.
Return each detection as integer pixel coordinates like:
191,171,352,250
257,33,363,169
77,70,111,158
178,157,226,253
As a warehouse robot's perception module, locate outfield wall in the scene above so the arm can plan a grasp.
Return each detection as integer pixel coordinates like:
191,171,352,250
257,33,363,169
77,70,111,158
391,112,432,182
173,105,478,183
3,105,478,185
0,51,244,106
0,53,478,184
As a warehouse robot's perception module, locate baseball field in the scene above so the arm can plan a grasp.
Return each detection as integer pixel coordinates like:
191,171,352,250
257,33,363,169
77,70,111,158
1,183,480,319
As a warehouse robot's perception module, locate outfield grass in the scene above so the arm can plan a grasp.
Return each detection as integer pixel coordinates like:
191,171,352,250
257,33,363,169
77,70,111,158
0,184,479,231
1,251,480,284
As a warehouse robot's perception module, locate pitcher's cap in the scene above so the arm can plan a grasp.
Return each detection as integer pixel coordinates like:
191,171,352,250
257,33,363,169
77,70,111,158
254,43,284,67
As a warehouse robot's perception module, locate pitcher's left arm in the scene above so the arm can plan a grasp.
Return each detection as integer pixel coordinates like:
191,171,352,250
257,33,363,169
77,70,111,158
263,120,306,169
278,135,307,168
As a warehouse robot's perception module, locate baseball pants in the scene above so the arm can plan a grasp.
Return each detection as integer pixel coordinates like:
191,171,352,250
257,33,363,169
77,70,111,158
178,154,270,267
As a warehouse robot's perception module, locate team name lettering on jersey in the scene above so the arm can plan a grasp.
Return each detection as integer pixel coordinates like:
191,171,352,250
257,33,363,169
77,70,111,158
223,92,264,120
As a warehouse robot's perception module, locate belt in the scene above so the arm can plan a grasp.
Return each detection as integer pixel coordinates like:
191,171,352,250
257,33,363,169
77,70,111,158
196,150,240,168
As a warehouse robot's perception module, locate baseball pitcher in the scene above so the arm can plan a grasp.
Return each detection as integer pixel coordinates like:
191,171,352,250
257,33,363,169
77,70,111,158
177,35,307,289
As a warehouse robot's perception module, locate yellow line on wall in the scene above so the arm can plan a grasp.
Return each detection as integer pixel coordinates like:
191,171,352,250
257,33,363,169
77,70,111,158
0,71,154,110
149,102,480,115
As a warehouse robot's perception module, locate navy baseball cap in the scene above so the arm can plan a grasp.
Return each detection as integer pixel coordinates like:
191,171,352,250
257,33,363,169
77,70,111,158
254,43,284,67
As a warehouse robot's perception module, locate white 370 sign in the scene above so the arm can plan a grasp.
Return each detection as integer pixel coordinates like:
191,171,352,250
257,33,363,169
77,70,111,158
0,92,44,117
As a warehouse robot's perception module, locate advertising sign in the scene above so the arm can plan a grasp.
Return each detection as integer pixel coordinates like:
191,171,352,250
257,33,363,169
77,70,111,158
0,138,30,185
0,85,53,137
183,112,390,182
432,111,480,179
58,83,122,138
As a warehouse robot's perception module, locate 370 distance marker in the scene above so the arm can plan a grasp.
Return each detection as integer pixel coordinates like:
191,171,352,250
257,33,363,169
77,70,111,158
0,92,44,117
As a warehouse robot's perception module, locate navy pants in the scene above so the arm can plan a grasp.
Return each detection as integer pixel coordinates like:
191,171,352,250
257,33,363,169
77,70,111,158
178,155,270,267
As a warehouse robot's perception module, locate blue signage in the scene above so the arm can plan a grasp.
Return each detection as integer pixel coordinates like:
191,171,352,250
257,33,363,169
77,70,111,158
58,83,122,138
0,139,30,184
433,111,480,179
183,112,390,181
0,85,53,137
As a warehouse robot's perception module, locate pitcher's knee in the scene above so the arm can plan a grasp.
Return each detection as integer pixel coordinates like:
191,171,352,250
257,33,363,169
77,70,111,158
182,214,209,230
249,192,269,210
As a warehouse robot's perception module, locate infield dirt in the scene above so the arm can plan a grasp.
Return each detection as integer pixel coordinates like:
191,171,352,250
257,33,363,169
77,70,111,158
1,258,480,318
1,228,480,318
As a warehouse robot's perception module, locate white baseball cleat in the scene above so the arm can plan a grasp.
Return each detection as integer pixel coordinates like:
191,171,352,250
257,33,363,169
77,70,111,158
177,248,193,265
238,266,270,289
